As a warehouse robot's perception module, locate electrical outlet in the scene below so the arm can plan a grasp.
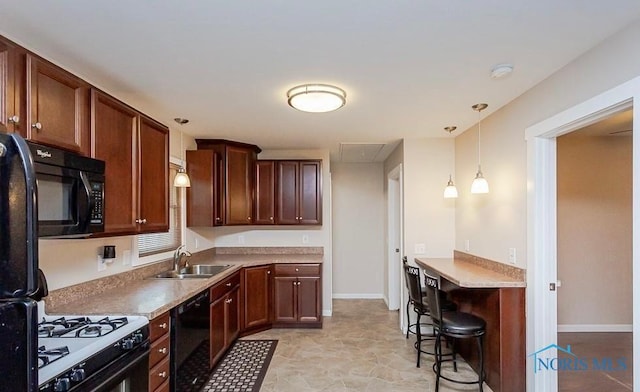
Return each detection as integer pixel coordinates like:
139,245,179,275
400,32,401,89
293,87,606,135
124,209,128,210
122,250,131,266
238,235,245,244
508,248,517,264
194,239,199,249
414,243,426,254
97,255,106,272
302,235,309,244
465,240,470,252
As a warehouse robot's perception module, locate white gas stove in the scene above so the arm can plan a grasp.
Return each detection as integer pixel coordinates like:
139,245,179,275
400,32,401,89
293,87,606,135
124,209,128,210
37,305,149,392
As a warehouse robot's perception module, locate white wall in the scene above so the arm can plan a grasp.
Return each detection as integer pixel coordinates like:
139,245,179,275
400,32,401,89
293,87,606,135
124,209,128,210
557,133,632,327
331,162,385,298
455,21,640,267
403,138,456,262
185,149,334,316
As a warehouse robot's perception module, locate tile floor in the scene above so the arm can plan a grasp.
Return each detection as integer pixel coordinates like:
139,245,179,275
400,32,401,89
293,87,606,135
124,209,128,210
244,299,490,392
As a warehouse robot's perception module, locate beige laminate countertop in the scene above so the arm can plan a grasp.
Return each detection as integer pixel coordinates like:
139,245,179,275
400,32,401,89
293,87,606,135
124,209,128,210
46,254,323,319
414,257,525,288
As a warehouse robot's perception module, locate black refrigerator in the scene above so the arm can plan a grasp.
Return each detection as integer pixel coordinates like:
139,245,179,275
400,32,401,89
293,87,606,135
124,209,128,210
0,132,39,392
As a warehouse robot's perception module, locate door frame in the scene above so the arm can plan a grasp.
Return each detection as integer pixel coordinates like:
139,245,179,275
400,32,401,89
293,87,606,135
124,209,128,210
525,76,640,391
387,164,403,318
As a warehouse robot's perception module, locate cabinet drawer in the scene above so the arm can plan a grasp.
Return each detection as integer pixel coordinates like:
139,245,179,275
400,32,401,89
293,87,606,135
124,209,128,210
210,271,240,300
275,264,320,277
149,356,170,392
149,312,170,342
149,333,170,368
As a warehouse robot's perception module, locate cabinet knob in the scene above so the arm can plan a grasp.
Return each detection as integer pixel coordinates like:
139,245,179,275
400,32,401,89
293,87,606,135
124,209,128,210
158,371,167,378
226,282,232,287
269,216,273,220
158,347,167,354
135,218,147,224
158,322,168,329
31,122,42,131
247,217,251,221
7,115,19,124
225,298,233,304
295,268,299,272
267,270,271,275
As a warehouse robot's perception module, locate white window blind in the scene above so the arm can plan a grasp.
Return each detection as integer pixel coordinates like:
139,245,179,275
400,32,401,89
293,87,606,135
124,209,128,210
138,163,182,256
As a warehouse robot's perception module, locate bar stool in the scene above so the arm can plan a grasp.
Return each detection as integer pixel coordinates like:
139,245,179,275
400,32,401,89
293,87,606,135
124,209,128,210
424,271,486,392
402,256,425,339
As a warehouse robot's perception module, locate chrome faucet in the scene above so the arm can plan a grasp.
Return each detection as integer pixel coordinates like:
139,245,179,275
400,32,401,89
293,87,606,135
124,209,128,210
173,245,192,271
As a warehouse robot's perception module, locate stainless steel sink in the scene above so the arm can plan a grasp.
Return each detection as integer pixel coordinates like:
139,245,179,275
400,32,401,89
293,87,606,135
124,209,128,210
151,264,231,279
179,264,231,275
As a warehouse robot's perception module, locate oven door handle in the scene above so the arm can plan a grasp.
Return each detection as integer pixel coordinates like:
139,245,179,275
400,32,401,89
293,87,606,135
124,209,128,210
74,341,150,392
78,171,95,228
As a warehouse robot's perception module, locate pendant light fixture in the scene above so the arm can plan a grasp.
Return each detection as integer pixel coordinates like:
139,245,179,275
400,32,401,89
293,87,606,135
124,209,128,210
443,126,458,198
173,118,191,188
471,103,489,194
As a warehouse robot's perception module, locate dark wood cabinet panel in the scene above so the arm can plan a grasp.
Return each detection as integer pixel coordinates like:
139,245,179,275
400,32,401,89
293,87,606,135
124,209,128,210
186,150,223,226
243,265,272,331
0,38,24,134
209,295,226,367
26,54,90,155
297,276,322,323
254,160,275,225
273,276,297,323
91,90,138,235
138,115,169,233
299,161,322,225
275,160,322,225
227,285,240,344
225,145,254,224
276,161,299,224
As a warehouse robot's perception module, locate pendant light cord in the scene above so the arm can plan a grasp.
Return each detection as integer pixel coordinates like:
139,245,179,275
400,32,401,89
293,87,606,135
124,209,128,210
477,109,481,169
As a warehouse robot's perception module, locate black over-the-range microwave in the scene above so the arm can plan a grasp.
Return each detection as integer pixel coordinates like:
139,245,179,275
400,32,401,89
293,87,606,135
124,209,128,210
28,142,105,238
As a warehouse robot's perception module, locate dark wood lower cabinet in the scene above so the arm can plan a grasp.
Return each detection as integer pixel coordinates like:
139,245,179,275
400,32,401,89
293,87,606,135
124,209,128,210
242,265,272,333
273,264,322,327
209,272,241,368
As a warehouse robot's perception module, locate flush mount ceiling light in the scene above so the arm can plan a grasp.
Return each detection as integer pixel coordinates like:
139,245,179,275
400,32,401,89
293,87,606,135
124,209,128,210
443,126,458,199
287,84,346,113
471,103,489,194
173,118,191,188
490,63,514,79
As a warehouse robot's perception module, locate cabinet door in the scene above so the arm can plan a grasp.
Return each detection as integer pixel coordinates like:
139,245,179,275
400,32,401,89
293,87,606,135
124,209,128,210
226,286,240,344
276,161,299,224
297,276,322,323
0,39,23,134
254,160,275,225
209,295,226,367
138,115,169,233
243,265,272,329
26,55,90,155
213,151,224,226
91,90,138,235
273,276,297,323
186,150,215,227
299,161,322,225
225,145,254,224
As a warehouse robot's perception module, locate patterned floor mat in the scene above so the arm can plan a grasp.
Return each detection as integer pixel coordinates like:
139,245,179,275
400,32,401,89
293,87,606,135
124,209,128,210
176,340,211,392
201,340,278,392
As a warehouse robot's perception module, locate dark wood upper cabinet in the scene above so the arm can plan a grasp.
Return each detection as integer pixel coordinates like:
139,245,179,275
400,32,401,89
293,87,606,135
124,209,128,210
138,115,169,233
276,160,322,225
187,150,219,227
91,90,168,236
0,37,24,134
91,90,138,235
195,139,261,226
26,54,90,155
255,160,275,225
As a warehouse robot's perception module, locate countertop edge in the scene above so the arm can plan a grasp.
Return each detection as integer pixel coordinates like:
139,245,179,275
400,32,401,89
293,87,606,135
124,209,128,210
415,257,526,288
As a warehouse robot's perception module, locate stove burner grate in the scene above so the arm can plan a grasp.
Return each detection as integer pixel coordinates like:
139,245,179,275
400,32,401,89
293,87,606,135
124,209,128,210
38,345,70,369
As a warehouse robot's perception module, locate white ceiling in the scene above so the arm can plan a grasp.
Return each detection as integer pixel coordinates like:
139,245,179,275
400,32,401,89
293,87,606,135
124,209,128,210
1,1,639,161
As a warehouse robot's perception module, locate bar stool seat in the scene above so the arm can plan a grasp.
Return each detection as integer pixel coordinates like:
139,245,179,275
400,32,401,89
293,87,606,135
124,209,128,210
424,271,486,392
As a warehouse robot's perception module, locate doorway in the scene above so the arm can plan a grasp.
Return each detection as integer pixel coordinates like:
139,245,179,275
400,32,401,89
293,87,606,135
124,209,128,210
525,76,640,392
556,111,633,391
387,164,403,327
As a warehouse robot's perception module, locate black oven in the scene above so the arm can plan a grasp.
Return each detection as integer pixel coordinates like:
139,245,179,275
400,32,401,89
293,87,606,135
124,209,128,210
28,142,105,238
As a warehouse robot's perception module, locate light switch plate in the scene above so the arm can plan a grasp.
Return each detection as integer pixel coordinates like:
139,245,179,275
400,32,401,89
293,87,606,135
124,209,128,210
302,235,309,244
122,250,131,266
414,243,426,254
508,248,517,264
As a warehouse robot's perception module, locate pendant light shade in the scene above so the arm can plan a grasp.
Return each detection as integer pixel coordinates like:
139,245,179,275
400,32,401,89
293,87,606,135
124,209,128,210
471,103,489,194
444,175,459,198
173,118,191,188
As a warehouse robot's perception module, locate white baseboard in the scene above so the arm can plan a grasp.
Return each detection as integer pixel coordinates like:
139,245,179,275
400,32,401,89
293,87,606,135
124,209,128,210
332,293,384,299
322,309,332,317
558,324,632,332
